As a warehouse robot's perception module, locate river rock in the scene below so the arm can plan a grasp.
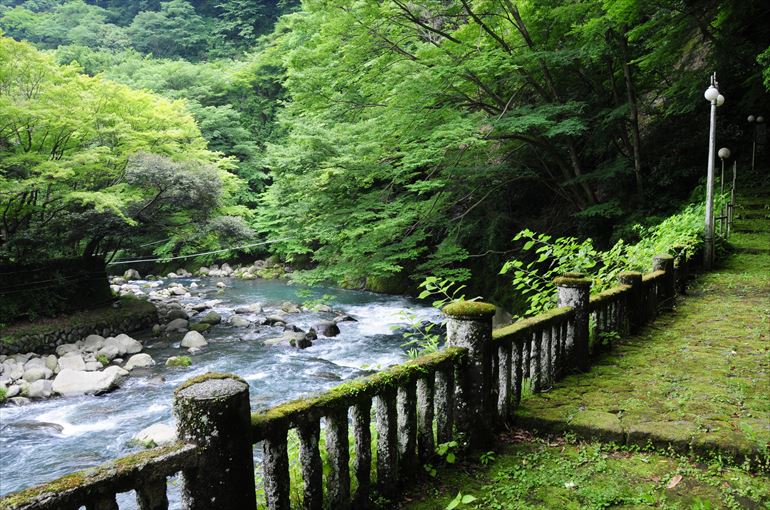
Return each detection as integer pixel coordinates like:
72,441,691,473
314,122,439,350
8,397,31,406
314,321,341,337
316,304,333,313
230,316,251,328
263,315,287,326
281,301,301,314
55,343,79,356
97,344,120,361
191,302,211,312
167,308,189,320
27,380,53,399
24,358,46,370
171,286,187,296
216,282,226,288
45,355,58,372
115,334,143,355
199,311,221,325
180,331,208,349
333,314,358,323
124,269,141,281
3,361,22,381
82,335,105,352
234,303,262,314
22,367,52,382
125,353,155,370
133,423,177,447
52,367,127,396
58,354,86,372
166,318,189,332
189,323,211,333
167,272,178,279
5,384,20,398
84,361,102,371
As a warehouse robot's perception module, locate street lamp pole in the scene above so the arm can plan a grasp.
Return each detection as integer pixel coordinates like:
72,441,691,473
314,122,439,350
717,147,731,236
748,115,765,173
703,73,723,270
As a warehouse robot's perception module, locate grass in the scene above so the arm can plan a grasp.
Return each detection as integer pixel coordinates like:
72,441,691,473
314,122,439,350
400,431,770,510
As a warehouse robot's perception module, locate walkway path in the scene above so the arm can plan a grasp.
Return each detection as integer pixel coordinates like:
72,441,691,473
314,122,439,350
513,190,769,462
401,189,769,509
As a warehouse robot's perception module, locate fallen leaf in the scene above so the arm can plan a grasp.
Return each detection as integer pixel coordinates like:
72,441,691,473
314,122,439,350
667,474,683,489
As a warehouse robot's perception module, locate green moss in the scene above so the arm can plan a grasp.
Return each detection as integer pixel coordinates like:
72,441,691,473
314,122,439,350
166,356,192,367
0,387,6,404
442,301,497,320
492,306,573,344
96,355,110,367
189,323,211,333
174,372,246,395
553,275,592,288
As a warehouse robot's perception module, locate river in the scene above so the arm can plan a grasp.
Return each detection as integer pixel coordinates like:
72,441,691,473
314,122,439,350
0,276,437,506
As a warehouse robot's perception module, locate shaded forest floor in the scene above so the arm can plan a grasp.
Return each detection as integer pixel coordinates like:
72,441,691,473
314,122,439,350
401,190,770,509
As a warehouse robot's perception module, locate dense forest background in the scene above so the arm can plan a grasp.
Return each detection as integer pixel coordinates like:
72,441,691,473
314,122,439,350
1,0,769,304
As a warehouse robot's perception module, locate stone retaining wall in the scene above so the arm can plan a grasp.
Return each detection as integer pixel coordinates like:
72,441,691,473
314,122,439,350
0,299,157,356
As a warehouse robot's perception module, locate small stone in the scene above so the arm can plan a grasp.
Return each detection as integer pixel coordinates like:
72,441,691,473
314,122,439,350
189,323,211,333
56,344,79,356
230,316,251,328
152,324,162,336
115,334,143,355
82,335,105,352
234,303,262,314
166,309,189,320
333,314,358,323
45,355,58,372
22,367,52,382
216,282,226,288
281,301,301,314
166,318,189,332
5,384,20,398
314,321,341,337
58,354,86,372
97,344,120,361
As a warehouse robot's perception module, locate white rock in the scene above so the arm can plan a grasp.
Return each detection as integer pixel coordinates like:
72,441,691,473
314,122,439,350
5,384,20,398
97,344,120,361
27,380,53,399
115,334,143,355
24,358,46,370
52,367,127,396
133,423,176,447
56,343,79,356
3,361,23,381
58,355,86,372
84,361,102,371
189,282,199,289
180,331,208,349
82,335,105,352
167,272,178,278
45,355,58,372
102,337,124,356
125,353,155,370
216,282,226,288
230,316,251,327
124,268,141,281
22,367,52,382
171,287,187,296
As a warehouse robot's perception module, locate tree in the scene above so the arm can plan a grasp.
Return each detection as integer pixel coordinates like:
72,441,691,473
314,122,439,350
0,36,251,263
126,0,209,59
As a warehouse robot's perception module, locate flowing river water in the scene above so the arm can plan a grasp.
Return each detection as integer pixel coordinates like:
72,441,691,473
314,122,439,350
0,276,437,506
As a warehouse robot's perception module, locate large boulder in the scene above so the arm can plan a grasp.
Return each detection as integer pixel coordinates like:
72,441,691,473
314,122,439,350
52,367,128,396
180,331,208,349
22,367,52,382
115,334,143,355
166,309,189,321
27,380,53,399
314,321,341,338
97,344,120,361
133,423,177,447
55,343,79,357
58,354,86,372
281,301,301,314
234,303,262,314
123,269,141,281
230,316,251,328
125,353,155,371
166,318,189,332
81,335,105,352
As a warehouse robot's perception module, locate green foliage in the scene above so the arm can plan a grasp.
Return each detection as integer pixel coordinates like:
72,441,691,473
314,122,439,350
446,492,477,510
0,36,249,263
0,386,7,403
96,355,110,367
501,198,726,317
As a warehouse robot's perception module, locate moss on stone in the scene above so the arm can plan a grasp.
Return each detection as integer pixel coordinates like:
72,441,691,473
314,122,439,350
552,275,592,288
442,301,497,320
492,306,574,344
174,372,246,395
251,347,467,437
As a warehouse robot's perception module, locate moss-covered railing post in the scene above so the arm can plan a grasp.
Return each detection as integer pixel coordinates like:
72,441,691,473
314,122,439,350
671,245,689,295
555,275,591,372
618,272,643,333
173,373,256,510
653,254,676,310
443,301,497,449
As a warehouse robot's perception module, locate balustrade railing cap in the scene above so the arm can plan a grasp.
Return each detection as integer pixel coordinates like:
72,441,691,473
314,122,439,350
174,372,247,397
443,300,497,320
618,271,643,278
553,274,592,288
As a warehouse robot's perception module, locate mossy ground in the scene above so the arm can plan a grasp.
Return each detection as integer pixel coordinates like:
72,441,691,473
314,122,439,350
400,431,770,510
513,193,770,465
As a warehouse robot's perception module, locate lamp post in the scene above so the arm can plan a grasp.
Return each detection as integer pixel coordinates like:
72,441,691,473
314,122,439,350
717,147,731,236
747,115,764,173
703,74,723,270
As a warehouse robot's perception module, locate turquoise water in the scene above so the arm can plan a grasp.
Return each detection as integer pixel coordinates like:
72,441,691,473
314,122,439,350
0,276,436,504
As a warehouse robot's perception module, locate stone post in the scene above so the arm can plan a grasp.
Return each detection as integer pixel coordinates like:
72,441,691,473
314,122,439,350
173,373,256,510
443,301,496,450
554,275,591,372
671,245,688,295
618,272,643,333
653,254,675,310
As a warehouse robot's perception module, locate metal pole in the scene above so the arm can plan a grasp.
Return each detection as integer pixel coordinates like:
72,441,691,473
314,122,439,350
728,161,737,239
751,127,756,174
704,83,717,270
